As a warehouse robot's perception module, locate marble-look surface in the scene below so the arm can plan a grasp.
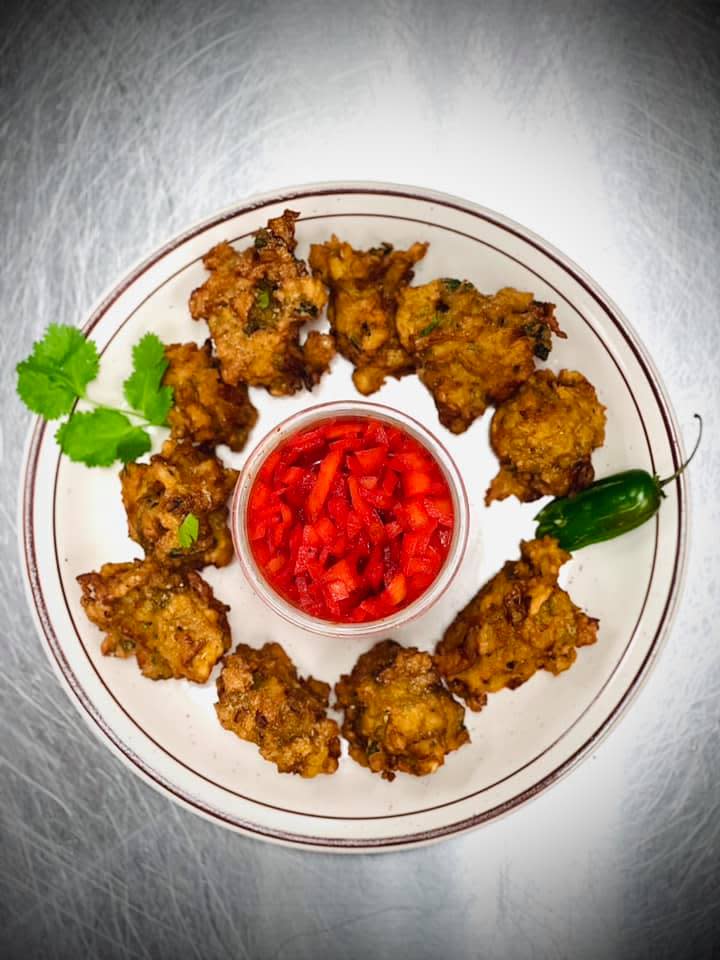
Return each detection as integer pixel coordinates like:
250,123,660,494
2,1,718,957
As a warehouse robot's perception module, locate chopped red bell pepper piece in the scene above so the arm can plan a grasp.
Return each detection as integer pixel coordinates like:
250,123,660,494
314,515,336,545
402,470,433,498
381,572,407,608
404,500,430,530
424,497,454,526
359,475,379,490
354,446,388,474
306,447,343,520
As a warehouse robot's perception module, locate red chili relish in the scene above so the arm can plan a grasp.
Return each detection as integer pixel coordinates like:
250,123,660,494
246,416,454,623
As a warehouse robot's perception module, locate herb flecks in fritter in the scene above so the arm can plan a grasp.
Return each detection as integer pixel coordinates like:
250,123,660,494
435,538,599,710
77,559,231,682
215,642,341,777
335,639,469,781
395,280,565,433
309,236,428,395
189,210,328,396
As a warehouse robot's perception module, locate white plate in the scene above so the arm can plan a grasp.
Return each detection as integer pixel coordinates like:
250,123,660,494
19,183,687,851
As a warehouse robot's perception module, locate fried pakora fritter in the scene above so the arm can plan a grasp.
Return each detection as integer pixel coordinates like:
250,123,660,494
335,640,469,781
121,439,237,570
486,369,606,504
215,642,341,777
77,559,231,682
308,237,428,395
189,210,329,396
395,279,565,433
163,340,258,451
435,538,598,711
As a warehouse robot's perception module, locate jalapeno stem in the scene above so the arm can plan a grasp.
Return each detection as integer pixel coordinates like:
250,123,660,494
658,414,703,488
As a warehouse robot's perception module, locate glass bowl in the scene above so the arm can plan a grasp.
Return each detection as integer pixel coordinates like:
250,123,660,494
231,400,469,637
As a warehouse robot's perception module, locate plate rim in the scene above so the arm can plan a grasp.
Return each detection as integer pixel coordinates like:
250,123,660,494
17,180,689,852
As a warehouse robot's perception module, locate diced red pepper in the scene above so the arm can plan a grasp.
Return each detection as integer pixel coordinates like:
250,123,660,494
302,524,321,547
408,572,436,595
424,497,454,526
346,510,363,540
258,448,282,482
252,540,271,567
406,556,435,577
324,579,351,603
384,520,403,540
391,451,427,472
287,426,325,451
360,488,392,510
248,519,267,541
359,475,379,490
314,516,336,545
324,421,365,439
330,534,348,558
381,470,398,496
402,470,433,498
330,436,365,452
249,480,271,512
387,427,405,451
404,500,430,531
364,545,384,591
381,572,407,608
322,557,362,593
354,446,388,474
306,447,343,520
365,421,389,445
280,465,306,486
294,544,317,575
347,475,365,515
326,495,349,525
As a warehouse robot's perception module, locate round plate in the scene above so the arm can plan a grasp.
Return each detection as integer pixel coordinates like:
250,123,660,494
19,183,687,851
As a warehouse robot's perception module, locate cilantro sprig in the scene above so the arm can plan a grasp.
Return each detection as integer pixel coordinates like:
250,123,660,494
123,333,173,426
16,325,173,467
17,325,100,418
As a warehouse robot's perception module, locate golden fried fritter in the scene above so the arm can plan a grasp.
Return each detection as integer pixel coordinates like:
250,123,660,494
335,639,469,781
121,439,237,570
189,210,328,396
486,369,606,504
309,237,428,395
435,538,598,710
163,340,258,451
215,642,340,777
77,559,231,682
395,279,565,433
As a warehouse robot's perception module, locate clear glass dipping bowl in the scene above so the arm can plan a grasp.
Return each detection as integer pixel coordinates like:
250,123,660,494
231,400,469,638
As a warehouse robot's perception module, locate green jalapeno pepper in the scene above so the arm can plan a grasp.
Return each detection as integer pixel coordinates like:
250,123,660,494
534,414,702,551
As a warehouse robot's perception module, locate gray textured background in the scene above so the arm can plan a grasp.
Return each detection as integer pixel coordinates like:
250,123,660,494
2,1,719,957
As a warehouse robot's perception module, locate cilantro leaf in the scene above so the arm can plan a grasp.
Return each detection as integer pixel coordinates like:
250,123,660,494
17,325,99,419
178,513,200,549
56,409,151,467
123,333,173,426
